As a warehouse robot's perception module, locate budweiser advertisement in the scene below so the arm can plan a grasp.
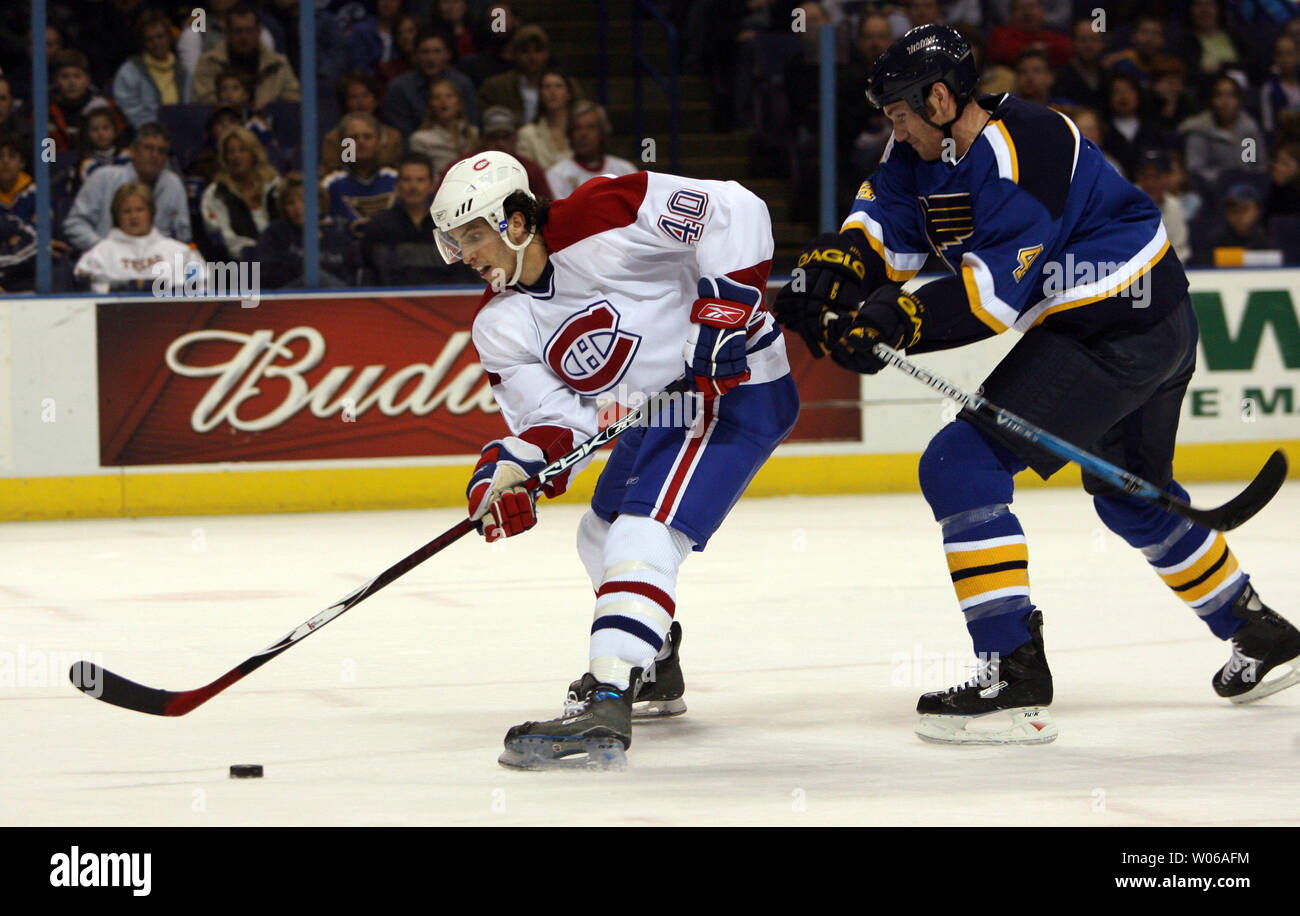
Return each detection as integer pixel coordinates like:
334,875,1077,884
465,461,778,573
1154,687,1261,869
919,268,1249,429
96,293,860,467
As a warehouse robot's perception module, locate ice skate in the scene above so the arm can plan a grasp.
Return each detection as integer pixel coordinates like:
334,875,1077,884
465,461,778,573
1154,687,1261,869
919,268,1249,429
915,610,1057,745
1214,584,1300,703
563,622,685,719
498,669,642,770
634,621,687,718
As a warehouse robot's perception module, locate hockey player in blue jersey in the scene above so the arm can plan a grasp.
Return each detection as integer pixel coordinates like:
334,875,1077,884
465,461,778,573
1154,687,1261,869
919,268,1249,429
775,24,1300,745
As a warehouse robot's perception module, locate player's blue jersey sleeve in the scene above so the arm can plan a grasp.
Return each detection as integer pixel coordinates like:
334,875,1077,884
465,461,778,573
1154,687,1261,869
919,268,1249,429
899,115,1070,350
839,137,931,288
939,175,1061,337
839,97,1181,351
908,99,1180,349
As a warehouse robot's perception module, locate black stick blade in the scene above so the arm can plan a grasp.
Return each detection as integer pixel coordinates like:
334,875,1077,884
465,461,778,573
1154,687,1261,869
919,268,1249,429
1177,449,1289,532
70,661,171,716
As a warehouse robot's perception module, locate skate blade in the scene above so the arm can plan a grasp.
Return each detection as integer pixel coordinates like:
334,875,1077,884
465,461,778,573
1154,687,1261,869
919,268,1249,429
1228,657,1300,704
916,707,1058,745
497,735,628,771
633,697,687,719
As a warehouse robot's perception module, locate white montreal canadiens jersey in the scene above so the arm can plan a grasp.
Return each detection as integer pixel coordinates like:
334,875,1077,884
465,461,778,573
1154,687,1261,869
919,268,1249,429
472,171,788,444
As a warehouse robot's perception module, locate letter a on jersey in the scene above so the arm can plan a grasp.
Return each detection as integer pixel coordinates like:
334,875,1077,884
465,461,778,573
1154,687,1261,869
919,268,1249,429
545,301,642,395
1014,244,1043,282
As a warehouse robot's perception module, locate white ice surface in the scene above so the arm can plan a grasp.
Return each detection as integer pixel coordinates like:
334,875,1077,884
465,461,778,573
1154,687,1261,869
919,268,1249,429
3,485,1298,826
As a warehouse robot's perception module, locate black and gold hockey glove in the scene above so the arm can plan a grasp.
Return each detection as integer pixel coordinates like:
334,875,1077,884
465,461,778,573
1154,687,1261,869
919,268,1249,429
772,231,868,358
831,284,925,374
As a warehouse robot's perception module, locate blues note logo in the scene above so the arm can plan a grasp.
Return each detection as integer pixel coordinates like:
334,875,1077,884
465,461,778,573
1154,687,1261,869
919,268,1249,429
918,192,974,253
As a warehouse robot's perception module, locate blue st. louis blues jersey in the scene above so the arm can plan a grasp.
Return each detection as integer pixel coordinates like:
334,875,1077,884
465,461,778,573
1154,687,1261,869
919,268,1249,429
842,94,1188,348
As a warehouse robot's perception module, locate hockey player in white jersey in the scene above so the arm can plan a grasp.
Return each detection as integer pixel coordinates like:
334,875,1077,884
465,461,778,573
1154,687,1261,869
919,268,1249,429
431,152,800,768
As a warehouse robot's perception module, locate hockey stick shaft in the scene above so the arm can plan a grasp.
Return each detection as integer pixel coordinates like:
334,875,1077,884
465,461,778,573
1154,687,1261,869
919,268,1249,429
70,380,695,716
873,343,1287,531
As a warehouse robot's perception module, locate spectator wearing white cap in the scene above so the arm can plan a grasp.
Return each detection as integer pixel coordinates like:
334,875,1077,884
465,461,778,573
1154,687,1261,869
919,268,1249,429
459,106,554,199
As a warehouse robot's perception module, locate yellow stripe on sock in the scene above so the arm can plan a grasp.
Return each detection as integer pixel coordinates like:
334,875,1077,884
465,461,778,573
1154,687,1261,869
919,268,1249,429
1177,551,1241,605
953,568,1031,603
945,542,1028,574
1158,533,1228,590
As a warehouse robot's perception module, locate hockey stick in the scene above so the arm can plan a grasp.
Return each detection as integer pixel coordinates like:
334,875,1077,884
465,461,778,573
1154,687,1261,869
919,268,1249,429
873,343,1288,532
69,380,695,716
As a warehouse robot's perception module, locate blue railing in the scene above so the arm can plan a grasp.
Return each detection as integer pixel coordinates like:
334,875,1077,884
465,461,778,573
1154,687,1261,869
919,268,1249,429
818,23,836,234
299,5,319,288
31,0,50,292
600,0,681,174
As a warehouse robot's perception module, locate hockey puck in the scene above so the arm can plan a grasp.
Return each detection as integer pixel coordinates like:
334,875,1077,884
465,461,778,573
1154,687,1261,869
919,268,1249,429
229,764,263,779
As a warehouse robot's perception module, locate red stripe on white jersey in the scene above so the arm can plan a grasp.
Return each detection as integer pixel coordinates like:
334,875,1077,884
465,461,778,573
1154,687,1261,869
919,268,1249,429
726,260,773,296
652,398,720,527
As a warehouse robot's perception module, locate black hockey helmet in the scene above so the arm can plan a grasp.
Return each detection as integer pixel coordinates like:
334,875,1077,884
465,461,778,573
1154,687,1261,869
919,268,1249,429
866,24,978,132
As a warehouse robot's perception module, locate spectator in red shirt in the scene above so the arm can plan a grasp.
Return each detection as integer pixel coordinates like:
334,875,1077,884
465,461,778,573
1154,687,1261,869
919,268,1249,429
987,0,1072,70
436,0,477,60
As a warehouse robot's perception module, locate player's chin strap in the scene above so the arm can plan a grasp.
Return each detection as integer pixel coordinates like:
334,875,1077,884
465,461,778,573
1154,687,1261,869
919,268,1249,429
920,92,972,164
503,229,536,287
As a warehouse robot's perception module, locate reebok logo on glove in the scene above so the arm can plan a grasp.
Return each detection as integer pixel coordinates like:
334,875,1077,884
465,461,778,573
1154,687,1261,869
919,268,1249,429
694,301,750,327
686,297,755,399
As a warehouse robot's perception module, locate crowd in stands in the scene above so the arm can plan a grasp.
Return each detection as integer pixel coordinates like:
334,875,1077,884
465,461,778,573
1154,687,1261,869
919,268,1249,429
0,0,637,292
685,0,1300,266
2,1,1300,292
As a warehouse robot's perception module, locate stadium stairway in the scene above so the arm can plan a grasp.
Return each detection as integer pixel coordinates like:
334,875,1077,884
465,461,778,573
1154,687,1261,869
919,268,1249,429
517,0,815,274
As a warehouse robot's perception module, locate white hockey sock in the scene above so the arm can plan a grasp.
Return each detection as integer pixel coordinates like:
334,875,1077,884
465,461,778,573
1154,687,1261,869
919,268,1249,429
588,514,692,688
575,509,612,590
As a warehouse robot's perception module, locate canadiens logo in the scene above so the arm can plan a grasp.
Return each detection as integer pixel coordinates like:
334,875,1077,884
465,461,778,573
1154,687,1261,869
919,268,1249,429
544,301,641,395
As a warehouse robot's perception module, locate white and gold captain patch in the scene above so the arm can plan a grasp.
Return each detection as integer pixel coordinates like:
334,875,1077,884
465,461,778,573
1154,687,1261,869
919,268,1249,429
1014,244,1043,282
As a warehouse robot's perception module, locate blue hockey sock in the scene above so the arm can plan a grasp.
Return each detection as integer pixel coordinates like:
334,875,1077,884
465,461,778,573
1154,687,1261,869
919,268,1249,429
920,421,1035,657
1094,481,1248,639
941,506,1035,657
